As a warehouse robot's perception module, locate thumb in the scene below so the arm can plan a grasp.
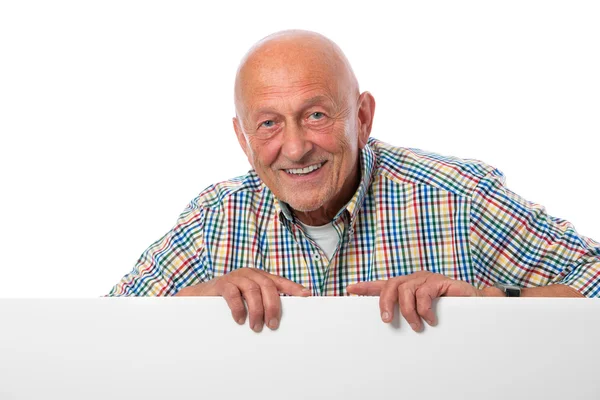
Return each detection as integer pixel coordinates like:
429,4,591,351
347,280,387,296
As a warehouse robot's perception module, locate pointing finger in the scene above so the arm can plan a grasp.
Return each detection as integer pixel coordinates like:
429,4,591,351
255,270,311,296
346,280,387,296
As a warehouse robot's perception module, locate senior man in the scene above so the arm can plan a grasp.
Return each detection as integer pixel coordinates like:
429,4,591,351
109,30,600,332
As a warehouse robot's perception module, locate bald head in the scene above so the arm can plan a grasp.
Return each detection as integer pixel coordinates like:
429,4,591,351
234,30,359,117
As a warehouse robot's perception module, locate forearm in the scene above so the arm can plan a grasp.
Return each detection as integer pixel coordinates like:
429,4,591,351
481,284,584,298
174,281,212,296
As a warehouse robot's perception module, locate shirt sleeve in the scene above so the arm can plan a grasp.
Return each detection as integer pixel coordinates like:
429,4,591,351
469,168,600,297
106,201,210,296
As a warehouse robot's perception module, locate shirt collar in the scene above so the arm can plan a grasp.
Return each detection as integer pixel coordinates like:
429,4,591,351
273,143,377,227
276,199,294,222
334,142,376,228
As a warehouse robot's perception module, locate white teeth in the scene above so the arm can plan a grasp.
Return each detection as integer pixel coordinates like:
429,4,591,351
285,162,324,175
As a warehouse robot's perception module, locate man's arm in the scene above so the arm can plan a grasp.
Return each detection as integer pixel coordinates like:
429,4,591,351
469,168,600,296
107,203,208,296
348,168,599,330
107,196,310,332
481,283,584,297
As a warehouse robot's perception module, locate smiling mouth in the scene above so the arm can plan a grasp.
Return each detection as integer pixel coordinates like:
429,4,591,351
283,162,325,176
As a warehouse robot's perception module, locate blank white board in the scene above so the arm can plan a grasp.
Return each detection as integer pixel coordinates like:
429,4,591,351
0,297,598,400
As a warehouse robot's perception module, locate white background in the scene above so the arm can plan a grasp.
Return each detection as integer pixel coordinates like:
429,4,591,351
0,1,598,297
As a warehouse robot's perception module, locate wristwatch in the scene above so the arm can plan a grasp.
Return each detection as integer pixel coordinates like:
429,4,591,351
493,283,521,297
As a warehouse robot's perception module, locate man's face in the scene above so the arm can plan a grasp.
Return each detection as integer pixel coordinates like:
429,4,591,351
234,57,365,215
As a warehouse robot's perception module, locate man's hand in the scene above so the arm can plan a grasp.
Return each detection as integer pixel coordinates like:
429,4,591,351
175,268,311,332
346,271,483,332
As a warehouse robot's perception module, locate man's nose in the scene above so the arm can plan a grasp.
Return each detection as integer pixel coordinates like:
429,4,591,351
280,123,313,162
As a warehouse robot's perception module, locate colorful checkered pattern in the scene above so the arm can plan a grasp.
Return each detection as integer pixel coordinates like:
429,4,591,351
108,138,600,297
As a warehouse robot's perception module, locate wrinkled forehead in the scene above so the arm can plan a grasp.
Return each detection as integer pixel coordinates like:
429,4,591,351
239,57,341,106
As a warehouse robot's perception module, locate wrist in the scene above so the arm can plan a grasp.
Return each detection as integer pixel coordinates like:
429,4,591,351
479,286,506,297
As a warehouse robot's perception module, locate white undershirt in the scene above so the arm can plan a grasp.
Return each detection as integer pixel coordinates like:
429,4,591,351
298,221,340,261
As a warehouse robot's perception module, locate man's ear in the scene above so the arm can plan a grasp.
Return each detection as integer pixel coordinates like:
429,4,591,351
356,91,376,149
233,117,253,165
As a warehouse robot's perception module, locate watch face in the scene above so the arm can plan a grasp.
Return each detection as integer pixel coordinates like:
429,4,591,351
505,286,521,297
494,283,521,296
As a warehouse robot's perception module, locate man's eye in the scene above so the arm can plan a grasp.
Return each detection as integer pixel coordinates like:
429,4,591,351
261,120,275,128
309,112,325,120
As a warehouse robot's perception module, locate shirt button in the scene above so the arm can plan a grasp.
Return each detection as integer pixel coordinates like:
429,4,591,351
313,253,321,262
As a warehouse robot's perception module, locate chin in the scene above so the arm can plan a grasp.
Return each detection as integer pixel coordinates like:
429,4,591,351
284,195,326,213
288,203,322,213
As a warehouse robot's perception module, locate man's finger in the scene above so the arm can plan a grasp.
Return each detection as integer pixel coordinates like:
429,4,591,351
398,279,424,332
265,272,311,296
252,274,282,330
234,277,265,332
415,283,440,327
220,282,247,325
346,280,387,296
378,279,402,323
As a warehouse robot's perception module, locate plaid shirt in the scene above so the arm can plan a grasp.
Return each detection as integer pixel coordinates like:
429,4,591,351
108,138,600,297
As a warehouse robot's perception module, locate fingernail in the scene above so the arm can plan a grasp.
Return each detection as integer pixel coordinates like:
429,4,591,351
381,311,390,322
237,318,245,325
252,322,263,333
410,323,420,332
268,318,279,330
426,318,436,326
